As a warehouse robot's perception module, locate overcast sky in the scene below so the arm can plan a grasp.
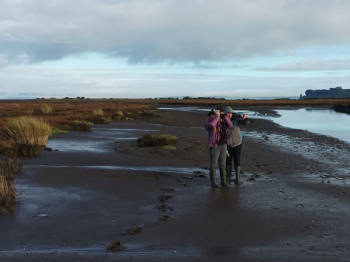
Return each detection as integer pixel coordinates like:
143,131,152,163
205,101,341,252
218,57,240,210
1,0,350,99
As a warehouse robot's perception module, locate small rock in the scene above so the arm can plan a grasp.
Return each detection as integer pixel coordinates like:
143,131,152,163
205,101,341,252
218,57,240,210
44,147,52,151
107,241,125,251
160,214,170,221
129,226,143,234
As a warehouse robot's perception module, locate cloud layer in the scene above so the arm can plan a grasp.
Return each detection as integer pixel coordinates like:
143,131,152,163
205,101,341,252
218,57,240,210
257,59,350,71
1,0,350,64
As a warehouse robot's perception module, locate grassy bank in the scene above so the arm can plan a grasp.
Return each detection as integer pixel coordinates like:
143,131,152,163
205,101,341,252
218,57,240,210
0,101,155,154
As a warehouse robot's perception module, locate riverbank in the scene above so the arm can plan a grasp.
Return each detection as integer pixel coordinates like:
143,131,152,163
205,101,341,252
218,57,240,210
0,106,349,261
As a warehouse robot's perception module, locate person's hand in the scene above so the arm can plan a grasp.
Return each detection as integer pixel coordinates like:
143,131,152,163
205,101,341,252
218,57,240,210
215,110,220,117
243,114,248,119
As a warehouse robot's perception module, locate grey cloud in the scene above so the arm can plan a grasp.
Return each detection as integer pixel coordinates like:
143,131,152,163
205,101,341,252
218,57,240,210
1,0,350,64
256,59,350,71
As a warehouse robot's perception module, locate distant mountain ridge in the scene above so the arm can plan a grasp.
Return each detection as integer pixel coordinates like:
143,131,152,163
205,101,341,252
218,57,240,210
300,86,350,99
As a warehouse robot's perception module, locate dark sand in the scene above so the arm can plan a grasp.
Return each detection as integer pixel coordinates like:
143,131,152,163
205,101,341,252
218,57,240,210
1,106,350,262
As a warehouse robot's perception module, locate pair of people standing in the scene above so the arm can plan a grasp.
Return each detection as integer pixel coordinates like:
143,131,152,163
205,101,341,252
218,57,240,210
205,106,248,187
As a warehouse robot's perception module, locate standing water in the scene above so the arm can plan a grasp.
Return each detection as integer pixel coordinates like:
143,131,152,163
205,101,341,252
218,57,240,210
273,108,350,143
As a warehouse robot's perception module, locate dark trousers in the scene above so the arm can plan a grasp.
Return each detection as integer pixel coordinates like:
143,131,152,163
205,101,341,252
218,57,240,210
226,143,242,167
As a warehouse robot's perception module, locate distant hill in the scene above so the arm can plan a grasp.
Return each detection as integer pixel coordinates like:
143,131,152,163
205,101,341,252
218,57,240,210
300,86,350,99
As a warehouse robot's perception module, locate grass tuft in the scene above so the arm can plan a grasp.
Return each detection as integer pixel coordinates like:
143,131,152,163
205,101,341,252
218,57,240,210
3,116,51,156
71,120,93,131
92,108,104,116
138,133,178,147
41,104,52,114
26,109,34,115
0,154,22,213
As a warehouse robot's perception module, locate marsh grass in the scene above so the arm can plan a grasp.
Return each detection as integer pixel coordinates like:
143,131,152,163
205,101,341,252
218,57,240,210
0,154,22,213
92,108,104,116
4,116,51,156
26,109,34,115
138,133,178,147
0,101,154,136
41,104,52,114
71,120,93,131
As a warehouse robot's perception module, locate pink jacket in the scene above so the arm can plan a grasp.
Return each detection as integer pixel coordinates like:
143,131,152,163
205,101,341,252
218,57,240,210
205,115,233,147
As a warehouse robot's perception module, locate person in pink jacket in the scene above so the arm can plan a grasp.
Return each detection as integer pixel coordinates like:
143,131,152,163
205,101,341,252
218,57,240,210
205,107,233,187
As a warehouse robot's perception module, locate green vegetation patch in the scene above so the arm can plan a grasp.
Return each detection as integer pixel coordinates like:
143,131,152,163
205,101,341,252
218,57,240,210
161,145,176,151
71,120,94,131
138,133,178,147
51,129,68,135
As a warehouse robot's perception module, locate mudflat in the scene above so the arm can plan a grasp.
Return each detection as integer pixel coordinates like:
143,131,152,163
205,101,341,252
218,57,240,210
0,106,349,262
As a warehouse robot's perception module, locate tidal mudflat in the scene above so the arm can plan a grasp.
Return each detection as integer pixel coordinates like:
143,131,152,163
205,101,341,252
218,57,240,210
0,107,349,262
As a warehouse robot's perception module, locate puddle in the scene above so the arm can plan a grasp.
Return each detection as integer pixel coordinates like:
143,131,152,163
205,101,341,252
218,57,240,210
0,244,202,259
24,165,207,175
48,127,160,152
46,139,116,152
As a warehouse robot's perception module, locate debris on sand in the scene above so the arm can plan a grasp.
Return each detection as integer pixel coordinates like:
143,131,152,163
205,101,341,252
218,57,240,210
181,176,195,180
157,204,174,212
193,171,205,175
107,241,125,252
160,214,170,221
160,195,172,202
246,174,261,181
129,226,143,234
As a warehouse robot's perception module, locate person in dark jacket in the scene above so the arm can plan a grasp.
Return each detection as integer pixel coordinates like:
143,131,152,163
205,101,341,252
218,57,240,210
223,106,249,185
205,107,233,187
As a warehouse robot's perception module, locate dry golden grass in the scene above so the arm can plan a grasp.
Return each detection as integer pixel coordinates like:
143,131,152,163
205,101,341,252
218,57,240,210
26,109,34,115
92,108,104,116
0,101,154,136
0,154,22,213
4,116,51,146
41,103,52,114
0,176,16,213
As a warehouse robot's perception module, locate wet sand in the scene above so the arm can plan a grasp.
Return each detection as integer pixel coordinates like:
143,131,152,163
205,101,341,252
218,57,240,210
0,106,350,262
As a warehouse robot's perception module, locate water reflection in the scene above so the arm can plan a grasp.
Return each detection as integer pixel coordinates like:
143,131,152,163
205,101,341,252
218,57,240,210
274,108,350,142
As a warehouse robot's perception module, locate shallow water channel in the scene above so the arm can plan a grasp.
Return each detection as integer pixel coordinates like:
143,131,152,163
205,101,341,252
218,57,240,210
160,106,350,143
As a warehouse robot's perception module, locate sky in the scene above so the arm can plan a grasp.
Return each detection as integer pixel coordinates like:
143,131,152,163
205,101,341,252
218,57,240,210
1,0,350,99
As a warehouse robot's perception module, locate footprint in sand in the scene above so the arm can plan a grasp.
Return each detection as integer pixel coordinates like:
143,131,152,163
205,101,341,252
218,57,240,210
159,195,172,202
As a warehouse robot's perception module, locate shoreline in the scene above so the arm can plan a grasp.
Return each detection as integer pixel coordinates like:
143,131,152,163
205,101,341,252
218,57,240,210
0,106,349,261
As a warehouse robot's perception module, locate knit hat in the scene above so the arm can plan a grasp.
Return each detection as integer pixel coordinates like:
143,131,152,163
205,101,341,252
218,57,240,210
223,106,234,114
